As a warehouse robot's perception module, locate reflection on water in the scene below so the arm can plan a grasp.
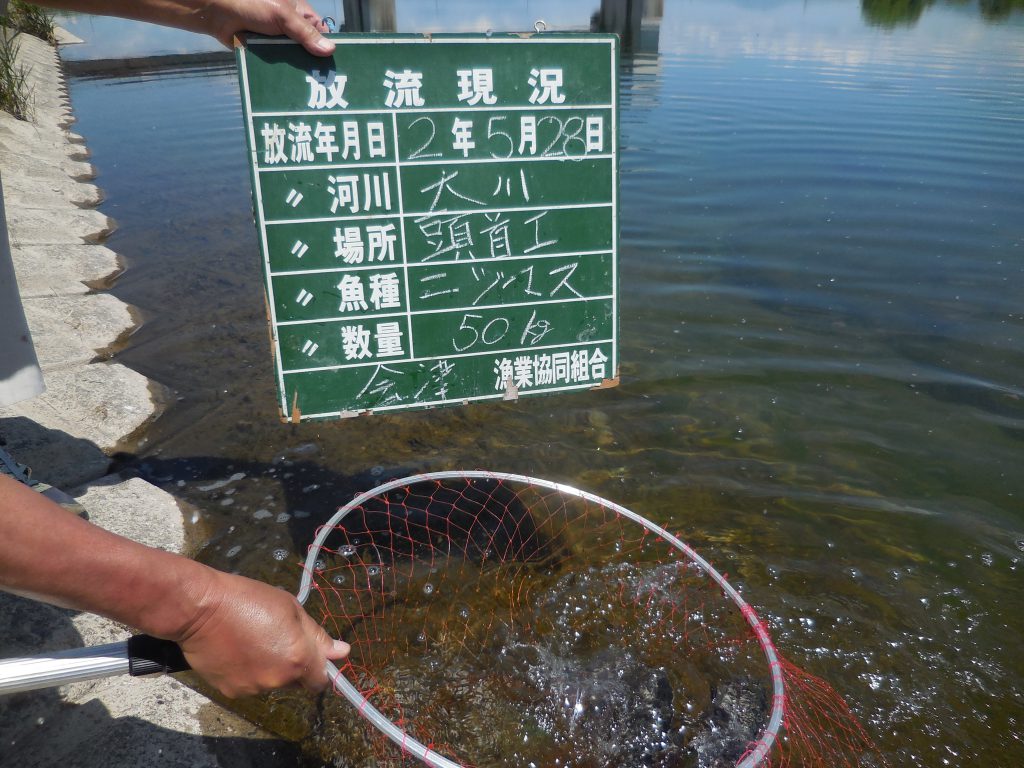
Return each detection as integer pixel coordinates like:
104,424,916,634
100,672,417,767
341,0,396,31
592,0,663,53
862,0,1024,27
341,0,666,51
60,1,1024,765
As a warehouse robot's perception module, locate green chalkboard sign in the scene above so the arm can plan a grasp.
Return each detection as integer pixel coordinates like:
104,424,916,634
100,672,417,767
236,33,619,421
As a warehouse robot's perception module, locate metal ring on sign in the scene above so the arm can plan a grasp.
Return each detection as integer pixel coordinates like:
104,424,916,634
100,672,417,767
534,19,547,32
322,16,336,33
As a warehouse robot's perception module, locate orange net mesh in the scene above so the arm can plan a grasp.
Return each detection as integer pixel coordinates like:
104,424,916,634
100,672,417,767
300,473,886,768
750,657,886,768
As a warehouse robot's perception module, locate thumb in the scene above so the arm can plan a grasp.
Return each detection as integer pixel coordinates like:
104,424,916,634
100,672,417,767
327,638,351,660
311,620,350,660
302,627,349,692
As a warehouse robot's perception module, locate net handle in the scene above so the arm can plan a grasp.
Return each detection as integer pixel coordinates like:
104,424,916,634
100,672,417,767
299,471,784,768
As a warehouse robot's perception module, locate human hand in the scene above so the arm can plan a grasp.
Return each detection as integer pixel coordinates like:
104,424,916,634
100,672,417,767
198,0,335,55
175,569,349,698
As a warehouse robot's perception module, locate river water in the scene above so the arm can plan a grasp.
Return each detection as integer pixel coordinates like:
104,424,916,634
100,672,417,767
62,1,1023,765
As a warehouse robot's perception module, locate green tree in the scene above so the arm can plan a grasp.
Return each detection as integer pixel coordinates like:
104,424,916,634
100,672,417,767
979,0,1024,20
861,0,936,27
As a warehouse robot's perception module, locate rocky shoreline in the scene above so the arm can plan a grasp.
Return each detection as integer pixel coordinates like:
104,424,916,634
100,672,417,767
0,27,294,766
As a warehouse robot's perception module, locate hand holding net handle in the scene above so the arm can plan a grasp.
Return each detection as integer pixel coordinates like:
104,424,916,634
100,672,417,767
0,635,190,695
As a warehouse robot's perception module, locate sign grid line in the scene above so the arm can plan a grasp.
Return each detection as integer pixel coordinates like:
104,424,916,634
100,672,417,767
238,34,618,419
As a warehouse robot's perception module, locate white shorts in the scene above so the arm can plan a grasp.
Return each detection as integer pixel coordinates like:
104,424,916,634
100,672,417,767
0,173,45,409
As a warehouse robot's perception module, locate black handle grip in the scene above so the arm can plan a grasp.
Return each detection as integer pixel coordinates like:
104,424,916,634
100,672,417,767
127,635,191,677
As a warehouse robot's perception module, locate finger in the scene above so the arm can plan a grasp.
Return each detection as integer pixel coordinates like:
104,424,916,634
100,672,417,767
297,0,331,33
281,5,335,55
290,622,339,690
294,0,322,21
327,638,351,660
297,9,329,33
309,618,350,660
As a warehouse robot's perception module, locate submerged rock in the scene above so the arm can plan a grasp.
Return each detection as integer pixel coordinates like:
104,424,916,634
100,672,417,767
688,676,770,767
497,644,680,767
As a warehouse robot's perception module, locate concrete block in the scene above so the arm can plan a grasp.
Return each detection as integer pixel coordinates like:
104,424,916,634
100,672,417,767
54,26,85,45
74,475,186,553
7,244,120,297
6,38,52,71
0,170,102,208
0,114,93,164
0,108,106,211
0,677,297,768
0,647,228,768
0,125,102,203
4,154,96,182
6,205,115,245
21,293,136,369
0,362,157,453
0,415,112,489
0,592,82,654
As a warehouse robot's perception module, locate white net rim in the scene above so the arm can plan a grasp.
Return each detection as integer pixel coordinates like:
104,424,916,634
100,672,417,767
297,470,785,768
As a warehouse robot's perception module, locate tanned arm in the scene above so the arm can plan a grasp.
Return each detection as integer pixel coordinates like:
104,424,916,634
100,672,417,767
4,0,343,696
0,475,349,697
38,0,336,55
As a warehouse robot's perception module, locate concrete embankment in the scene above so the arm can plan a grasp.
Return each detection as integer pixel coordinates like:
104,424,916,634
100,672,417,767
0,28,295,766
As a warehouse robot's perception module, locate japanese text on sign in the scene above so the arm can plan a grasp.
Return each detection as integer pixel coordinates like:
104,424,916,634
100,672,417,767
236,33,619,421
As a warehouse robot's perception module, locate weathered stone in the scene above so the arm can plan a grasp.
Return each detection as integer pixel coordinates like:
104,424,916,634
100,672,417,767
0,170,102,208
0,111,90,162
0,362,156,453
53,26,85,46
21,293,136,369
6,243,120,298
0,415,112,489
0,147,96,181
6,205,115,245
74,475,187,552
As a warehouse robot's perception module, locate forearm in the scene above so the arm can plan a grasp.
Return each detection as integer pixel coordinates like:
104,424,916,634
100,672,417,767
1,474,348,695
0,475,215,641
38,0,212,34
35,0,335,53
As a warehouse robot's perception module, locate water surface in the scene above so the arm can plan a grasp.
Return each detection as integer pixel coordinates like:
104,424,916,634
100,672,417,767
64,1,1024,765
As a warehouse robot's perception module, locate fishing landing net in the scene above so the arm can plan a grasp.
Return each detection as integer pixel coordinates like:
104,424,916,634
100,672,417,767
296,471,884,768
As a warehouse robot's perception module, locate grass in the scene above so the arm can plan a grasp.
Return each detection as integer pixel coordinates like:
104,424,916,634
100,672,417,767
0,0,53,122
1,1,56,44
0,30,32,121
